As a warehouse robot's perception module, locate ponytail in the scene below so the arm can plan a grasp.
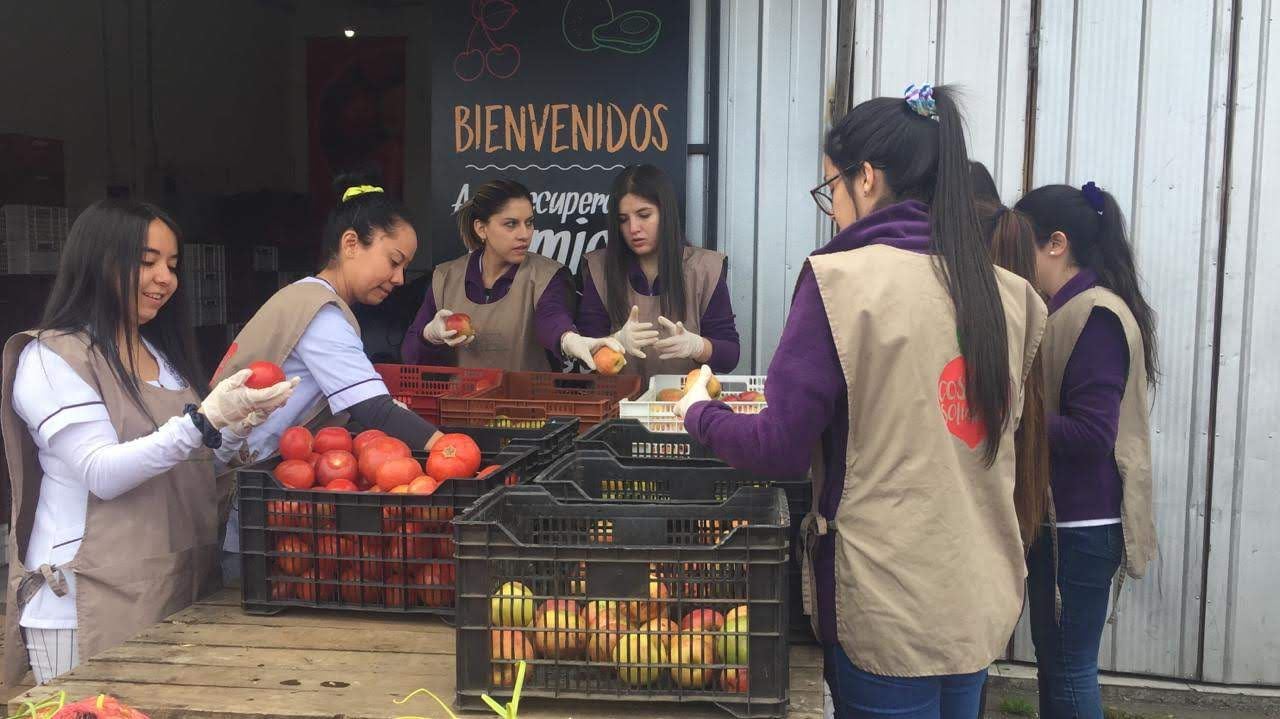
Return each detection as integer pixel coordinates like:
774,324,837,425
456,179,533,252
324,173,414,270
825,86,1013,467
929,87,1012,468
977,199,1051,547
1015,184,1159,385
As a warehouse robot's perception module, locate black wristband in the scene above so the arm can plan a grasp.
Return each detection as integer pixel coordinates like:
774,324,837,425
184,404,223,449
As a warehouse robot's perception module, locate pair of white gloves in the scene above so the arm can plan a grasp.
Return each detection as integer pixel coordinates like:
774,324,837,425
609,306,709,362
202,369,299,437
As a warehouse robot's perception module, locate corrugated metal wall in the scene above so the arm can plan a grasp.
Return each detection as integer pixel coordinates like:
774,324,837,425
1203,0,1280,685
719,0,1277,686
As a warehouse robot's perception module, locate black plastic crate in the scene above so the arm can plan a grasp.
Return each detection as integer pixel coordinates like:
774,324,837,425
454,484,790,718
541,442,816,645
238,433,539,617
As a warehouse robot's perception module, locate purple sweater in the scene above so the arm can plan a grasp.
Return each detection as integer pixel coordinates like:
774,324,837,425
1047,269,1128,522
401,250,577,366
577,255,741,373
684,200,932,643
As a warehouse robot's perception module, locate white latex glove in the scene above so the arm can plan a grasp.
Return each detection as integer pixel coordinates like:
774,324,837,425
611,305,659,358
560,332,626,370
655,316,708,361
422,309,475,347
201,369,300,430
674,365,714,418
226,409,270,438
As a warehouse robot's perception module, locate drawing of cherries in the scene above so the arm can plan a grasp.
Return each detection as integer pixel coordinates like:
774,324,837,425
454,0,521,82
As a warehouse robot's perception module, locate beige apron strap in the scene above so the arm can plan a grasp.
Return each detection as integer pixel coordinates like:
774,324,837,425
798,443,828,641
16,563,72,607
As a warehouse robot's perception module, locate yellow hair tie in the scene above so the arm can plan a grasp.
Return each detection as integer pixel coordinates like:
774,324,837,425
342,184,384,202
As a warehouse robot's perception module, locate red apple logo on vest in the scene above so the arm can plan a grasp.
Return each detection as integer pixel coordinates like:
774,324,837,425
937,355,987,450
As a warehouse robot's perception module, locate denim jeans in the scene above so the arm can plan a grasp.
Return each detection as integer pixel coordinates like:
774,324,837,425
1027,523,1124,719
824,643,987,719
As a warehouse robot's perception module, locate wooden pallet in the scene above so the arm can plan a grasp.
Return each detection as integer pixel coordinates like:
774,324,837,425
5,589,825,718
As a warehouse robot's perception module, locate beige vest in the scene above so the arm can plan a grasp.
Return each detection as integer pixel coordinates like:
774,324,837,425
431,251,564,371
2,331,220,687
807,246,1047,676
212,279,360,432
1042,286,1156,578
583,246,725,379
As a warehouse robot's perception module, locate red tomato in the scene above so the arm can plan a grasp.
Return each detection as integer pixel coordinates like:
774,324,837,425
426,434,482,480
293,568,338,603
245,360,285,389
338,535,383,579
314,534,342,576
274,535,313,576
476,465,502,480
279,426,313,461
325,478,358,492
413,562,456,607
316,450,358,486
338,568,383,604
359,436,412,485
273,459,315,490
408,476,439,494
375,456,422,491
384,572,410,608
313,427,353,455
353,429,387,456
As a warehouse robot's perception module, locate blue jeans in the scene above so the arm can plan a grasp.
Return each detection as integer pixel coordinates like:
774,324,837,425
1027,524,1123,719
824,643,987,719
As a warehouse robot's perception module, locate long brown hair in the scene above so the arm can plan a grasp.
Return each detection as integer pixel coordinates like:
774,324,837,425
978,199,1052,549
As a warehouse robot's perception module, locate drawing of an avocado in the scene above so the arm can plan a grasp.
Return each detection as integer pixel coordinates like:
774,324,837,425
563,0,616,51
592,10,661,54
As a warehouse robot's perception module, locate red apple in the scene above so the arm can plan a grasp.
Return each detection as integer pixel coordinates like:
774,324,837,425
445,312,475,339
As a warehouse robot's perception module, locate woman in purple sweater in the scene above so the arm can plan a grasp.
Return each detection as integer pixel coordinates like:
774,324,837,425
577,164,740,381
1015,183,1159,719
677,87,1047,718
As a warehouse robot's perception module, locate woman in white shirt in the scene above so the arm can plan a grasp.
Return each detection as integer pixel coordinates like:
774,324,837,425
1,199,296,686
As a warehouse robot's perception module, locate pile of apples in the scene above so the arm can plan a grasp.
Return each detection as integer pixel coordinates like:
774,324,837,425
486,580,750,693
271,426,501,493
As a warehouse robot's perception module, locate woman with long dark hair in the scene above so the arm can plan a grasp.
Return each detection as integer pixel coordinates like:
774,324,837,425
576,164,740,380
402,178,620,370
2,200,296,686
1014,183,1158,719
676,86,1047,717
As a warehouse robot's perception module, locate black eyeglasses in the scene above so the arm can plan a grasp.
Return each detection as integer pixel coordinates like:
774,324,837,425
809,163,860,216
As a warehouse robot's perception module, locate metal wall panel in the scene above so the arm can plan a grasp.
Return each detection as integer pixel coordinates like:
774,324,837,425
1203,0,1280,686
1021,0,1232,679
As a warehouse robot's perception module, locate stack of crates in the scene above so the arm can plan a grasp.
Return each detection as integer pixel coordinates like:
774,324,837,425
0,204,68,275
182,243,226,326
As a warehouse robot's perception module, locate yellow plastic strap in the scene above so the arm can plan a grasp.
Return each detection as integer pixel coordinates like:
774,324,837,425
342,184,384,202
391,660,526,719
6,690,65,719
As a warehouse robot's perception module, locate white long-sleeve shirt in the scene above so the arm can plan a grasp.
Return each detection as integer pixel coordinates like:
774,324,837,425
11,339,244,629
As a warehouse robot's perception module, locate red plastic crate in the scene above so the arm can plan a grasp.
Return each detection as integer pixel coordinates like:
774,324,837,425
439,371,643,434
374,364,503,424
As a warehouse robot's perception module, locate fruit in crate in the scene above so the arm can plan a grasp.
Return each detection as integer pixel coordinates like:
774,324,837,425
383,572,410,607
338,567,383,604
294,568,338,602
737,390,764,402
679,608,725,633
655,387,683,402
671,633,715,688
375,456,422,491
535,598,580,620
491,581,536,626
353,429,387,455
682,369,721,399
623,580,670,624
313,426,353,454
581,600,625,629
278,426,313,461
274,535,313,576
614,631,667,686
592,345,627,375
324,478,357,492
408,476,439,494
415,562,456,607
531,602,586,658
721,668,749,692
316,450,358,486
585,616,628,662
639,617,679,648
717,606,749,665
445,312,475,339
491,630,536,688
245,360,285,389
359,436,412,484
274,459,316,490
427,433,482,479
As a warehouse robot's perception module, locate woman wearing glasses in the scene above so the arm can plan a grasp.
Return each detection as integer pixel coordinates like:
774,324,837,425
676,86,1047,717
576,164,740,379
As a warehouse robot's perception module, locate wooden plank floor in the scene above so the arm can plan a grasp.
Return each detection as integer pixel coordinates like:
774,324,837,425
5,590,824,718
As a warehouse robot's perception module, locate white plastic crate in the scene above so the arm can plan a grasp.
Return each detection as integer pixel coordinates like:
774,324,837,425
0,205,68,274
619,373,766,432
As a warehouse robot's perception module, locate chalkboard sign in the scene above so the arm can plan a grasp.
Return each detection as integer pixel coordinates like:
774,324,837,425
429,0,690,274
